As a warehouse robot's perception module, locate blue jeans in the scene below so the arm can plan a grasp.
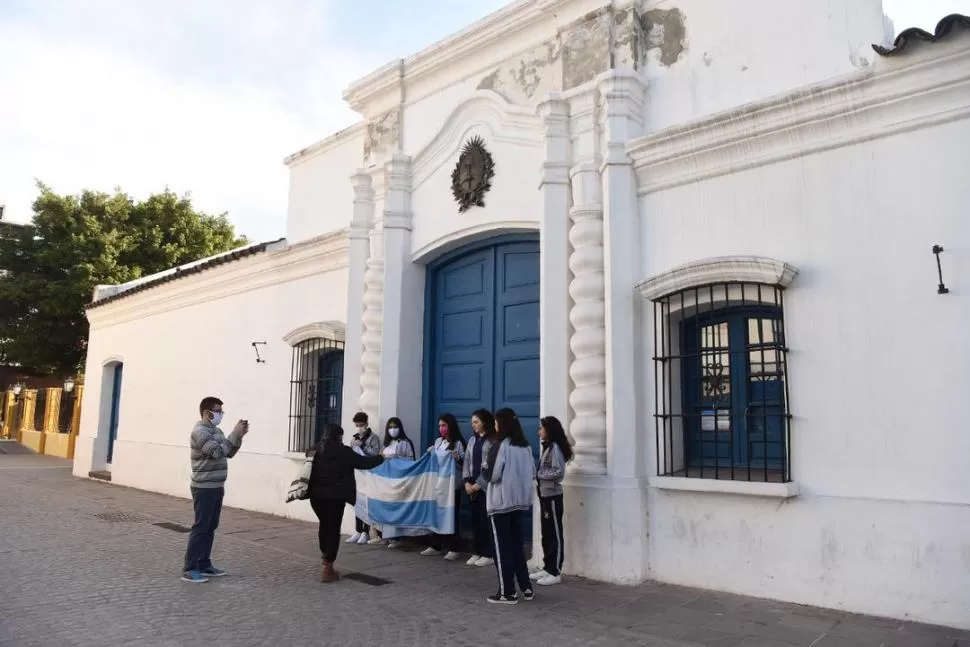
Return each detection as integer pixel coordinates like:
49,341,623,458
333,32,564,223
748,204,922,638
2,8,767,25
183,487,224,572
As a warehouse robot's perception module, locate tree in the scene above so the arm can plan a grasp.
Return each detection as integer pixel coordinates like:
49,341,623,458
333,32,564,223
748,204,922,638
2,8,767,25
0,183,246,376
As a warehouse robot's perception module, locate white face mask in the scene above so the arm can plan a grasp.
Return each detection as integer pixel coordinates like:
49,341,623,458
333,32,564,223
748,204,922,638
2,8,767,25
388,427,400,439
209,411,224,426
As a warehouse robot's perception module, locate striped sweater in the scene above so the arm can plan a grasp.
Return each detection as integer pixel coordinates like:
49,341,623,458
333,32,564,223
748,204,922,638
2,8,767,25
189,420,244,489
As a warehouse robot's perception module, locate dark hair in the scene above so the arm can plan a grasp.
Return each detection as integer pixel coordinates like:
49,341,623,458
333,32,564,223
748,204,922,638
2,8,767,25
437,413,465,451
313,423,344,455
199,397,223,417
494,407,529,448
540,416,573,462
383,417,416,456
471,409,495,438
352,411,368,425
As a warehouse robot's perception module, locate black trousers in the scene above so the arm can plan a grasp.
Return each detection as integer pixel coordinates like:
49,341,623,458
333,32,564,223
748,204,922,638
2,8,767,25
469,492,493,557
539,495,565,576
432,490,462,552
183,487,224,573
489,510,531,597
310,498,346,563
355,516,370,534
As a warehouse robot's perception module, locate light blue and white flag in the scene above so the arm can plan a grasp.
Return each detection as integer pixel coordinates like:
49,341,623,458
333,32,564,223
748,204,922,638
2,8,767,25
354,452,457,537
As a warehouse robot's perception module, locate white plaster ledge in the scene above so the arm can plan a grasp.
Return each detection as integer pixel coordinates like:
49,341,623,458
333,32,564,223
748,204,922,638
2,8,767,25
282,321,346,345
636,256,798,301
283,451,310,461
650,475,799,499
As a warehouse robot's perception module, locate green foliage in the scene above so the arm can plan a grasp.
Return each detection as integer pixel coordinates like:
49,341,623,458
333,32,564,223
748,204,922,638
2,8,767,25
0,183,246,376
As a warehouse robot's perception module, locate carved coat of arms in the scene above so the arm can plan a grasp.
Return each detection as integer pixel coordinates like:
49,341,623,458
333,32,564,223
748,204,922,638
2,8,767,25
451,136,495,213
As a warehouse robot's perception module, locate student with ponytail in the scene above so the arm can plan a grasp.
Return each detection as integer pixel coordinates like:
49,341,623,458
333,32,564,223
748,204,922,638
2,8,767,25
530,415,572,586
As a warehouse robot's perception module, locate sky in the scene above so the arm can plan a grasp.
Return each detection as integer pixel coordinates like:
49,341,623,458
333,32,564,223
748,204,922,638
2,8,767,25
0,0,966,241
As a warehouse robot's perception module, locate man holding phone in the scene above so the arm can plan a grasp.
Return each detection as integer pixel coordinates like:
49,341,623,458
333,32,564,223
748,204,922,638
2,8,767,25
182,396,249,583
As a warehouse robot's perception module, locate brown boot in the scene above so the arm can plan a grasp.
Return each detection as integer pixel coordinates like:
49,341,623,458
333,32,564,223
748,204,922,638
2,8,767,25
321,559,339,583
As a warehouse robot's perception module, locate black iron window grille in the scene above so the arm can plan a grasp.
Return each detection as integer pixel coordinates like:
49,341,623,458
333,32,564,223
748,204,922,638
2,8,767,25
652,282,792,483
59,390,76,433
33,389,48,432
288,337,345,453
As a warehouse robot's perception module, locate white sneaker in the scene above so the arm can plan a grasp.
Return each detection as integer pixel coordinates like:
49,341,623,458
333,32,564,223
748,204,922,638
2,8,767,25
420,547,441,556
529,569,549,581
387,540,403,549
367,538,385,545
465,555,481,566
474,557,494,567
356,534,369,545
536,574,561,586
346,532,362,544
443,551,461,561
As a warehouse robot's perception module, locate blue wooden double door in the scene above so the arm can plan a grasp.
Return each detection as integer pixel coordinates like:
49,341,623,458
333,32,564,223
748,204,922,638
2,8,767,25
425,237,541,535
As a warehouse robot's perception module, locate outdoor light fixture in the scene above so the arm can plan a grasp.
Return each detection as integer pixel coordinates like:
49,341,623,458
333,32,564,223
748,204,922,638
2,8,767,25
11,383,24,399
932,245,949,295
251,341,267,364
63,377,75,393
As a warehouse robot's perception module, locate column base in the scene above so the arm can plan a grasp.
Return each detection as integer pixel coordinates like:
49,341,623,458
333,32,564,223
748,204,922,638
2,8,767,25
532,474,650,584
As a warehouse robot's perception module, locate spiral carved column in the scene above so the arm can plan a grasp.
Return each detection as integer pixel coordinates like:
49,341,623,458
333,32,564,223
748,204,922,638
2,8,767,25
358,252,384,422
567,162,608,475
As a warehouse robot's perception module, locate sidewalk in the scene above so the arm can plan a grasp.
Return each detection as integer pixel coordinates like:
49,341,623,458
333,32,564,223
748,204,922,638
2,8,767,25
0,446,966,647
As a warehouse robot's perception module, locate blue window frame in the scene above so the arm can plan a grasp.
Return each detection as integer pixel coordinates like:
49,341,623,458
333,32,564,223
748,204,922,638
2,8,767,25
288,337,344,453
654,283,791,482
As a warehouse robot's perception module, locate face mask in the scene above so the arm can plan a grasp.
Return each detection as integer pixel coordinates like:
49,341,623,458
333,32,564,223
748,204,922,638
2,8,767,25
438,425,449,439
209,411,223,426
388,427,400,439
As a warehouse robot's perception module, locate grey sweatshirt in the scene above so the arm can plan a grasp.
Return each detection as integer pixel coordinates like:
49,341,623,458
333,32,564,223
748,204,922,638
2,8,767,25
353,429,382,457
537,442,566,498
485,438,536,515
189,420,244,489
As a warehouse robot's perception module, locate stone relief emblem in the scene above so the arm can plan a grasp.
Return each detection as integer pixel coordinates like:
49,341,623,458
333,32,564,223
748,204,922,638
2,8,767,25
450,136,494,213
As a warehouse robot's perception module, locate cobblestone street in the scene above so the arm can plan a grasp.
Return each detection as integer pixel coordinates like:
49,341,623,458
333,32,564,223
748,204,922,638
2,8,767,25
1,445,967,647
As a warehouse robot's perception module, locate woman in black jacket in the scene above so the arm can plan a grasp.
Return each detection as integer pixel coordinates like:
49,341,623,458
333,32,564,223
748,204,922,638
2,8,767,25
308,423,384,582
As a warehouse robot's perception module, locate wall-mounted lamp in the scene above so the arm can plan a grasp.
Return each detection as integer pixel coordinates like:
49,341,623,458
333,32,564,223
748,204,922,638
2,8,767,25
63,377,75,393
932,245,949,295
251,341,267,364
11,383,24,400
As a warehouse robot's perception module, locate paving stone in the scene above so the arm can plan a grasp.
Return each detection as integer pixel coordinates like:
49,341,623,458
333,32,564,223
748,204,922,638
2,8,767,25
1,451,969,647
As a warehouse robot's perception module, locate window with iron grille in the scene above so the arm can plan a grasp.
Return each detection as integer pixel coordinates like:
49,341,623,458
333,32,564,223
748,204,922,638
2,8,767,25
59,389,76,433
652,282,792,483
33,389,48,432
288,337,344,453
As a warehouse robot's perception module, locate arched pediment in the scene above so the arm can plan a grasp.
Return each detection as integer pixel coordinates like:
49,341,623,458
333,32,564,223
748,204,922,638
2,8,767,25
282,321,346,346
411,90,542,190
635,256,799,301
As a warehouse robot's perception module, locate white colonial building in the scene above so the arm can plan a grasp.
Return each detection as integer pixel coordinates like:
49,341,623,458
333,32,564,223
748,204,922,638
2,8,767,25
73,0,970,630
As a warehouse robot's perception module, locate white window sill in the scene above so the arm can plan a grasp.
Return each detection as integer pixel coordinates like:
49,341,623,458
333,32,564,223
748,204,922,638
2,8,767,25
649,475,799,499
283,451,309,461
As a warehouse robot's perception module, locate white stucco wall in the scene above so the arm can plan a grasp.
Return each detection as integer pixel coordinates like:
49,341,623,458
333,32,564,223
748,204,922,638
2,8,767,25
639,0,888,134
285,126,365,244
633,42,970,628
73,234,350,525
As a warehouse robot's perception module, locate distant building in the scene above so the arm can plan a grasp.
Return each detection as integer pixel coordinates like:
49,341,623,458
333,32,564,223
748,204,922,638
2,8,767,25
73,2,970,631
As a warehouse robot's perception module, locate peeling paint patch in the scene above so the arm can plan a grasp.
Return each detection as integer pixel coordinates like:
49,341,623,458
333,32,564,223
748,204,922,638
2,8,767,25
476,40,561,104
562,8,612,90
612,6,646,70
641,7,687,67
363,109,399,164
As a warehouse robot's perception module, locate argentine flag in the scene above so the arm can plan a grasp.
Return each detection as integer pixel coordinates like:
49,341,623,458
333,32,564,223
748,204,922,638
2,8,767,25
354,451,457,537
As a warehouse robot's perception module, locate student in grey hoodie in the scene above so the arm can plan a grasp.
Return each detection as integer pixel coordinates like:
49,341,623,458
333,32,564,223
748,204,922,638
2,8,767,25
347,411,382,545
462,409,496,567
479,407,536,605
530,415,572,586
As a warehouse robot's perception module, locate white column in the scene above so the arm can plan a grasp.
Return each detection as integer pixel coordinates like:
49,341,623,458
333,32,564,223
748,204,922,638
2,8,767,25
358,169,386,426
537,95,572,428
342,170,373,431
598,70,647,479
376,154,422,430
568,162,608,475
